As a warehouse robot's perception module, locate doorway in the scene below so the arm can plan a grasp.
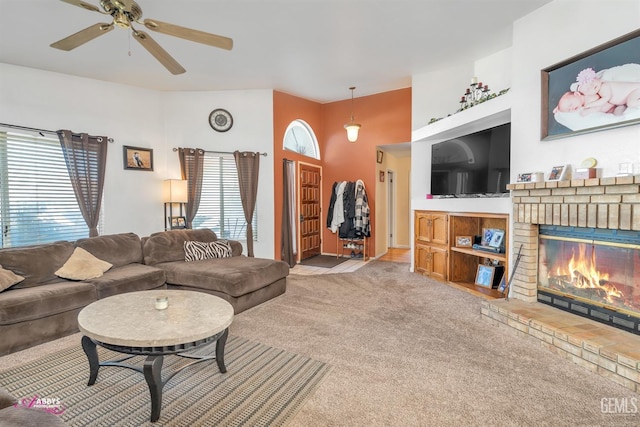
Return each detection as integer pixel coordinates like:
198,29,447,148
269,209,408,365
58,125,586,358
298,163,322,260
387,169,395,248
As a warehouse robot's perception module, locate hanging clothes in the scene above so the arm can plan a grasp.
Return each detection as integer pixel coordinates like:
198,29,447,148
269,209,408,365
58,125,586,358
354,179,370,238
326,180,370,238
329,181,347,233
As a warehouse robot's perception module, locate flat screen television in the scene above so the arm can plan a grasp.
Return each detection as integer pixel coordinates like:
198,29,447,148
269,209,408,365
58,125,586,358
430,122,510,197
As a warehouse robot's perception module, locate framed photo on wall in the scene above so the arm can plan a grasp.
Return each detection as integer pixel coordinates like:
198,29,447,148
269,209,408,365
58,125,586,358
123,146,154,171
541,28,640,140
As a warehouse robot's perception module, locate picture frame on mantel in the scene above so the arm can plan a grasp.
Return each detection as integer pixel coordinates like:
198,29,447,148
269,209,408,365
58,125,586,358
541,28,640,141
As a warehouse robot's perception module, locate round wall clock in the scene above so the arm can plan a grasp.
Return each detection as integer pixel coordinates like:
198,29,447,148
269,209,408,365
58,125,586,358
209,108,233,132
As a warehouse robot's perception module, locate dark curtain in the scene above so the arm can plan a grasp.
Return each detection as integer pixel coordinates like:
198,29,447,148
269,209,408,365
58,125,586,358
57,130,108,237
234,151,260,257
178,148,204,229
281,159,296,267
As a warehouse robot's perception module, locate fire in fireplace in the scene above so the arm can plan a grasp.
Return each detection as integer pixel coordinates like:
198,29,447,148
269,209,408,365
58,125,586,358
538,225,640,334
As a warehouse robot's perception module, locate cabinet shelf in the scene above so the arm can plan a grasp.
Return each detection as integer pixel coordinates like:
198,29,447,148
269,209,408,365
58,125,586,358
447,280,505,299
450,247,506,262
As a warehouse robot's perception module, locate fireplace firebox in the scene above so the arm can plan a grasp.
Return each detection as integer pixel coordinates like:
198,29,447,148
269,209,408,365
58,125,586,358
538,225,640,334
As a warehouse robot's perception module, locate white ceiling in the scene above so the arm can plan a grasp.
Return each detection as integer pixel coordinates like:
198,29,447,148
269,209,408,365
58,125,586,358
0,0,551,103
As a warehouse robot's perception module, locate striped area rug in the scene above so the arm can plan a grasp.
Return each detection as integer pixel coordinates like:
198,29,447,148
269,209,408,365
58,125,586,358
0,336,331,426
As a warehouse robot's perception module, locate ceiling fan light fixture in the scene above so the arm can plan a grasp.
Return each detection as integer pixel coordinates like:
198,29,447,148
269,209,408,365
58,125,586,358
344,87,361,143
113,10,130,28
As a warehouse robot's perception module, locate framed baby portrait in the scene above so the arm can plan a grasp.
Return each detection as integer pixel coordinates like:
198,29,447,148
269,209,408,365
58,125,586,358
541,28,640,141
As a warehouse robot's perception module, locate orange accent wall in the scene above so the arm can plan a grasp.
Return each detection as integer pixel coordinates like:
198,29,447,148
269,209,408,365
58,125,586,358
273,88,411,260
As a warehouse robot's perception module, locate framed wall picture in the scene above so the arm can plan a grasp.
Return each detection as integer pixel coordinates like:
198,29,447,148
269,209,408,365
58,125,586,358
123,146,153,171
455,235,473,248
376,150,384,164
475,265,495,288
541,28,640,141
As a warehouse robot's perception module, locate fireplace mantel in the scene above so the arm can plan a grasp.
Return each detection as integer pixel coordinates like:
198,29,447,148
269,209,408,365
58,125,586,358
506,175,640,302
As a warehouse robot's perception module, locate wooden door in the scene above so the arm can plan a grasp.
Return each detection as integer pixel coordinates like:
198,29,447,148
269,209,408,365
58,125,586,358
299,163,321,259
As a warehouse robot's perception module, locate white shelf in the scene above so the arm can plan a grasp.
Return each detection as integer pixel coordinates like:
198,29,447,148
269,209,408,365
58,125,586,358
411,92,512,143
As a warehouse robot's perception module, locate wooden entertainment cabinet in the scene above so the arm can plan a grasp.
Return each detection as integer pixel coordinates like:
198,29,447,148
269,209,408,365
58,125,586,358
414,210,508,299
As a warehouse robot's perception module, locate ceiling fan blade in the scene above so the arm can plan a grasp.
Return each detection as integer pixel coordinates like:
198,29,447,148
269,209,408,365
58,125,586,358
133,30,186,75
143,19,233,51
60,0,101,13
50,23,114,51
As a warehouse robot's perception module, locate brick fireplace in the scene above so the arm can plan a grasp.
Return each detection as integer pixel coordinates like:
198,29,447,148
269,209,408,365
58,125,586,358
508,175,640,304
481,175,640,392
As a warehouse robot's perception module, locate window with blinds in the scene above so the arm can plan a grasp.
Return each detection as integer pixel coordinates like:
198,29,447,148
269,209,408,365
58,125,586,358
0,131,95,248
193,153,257,240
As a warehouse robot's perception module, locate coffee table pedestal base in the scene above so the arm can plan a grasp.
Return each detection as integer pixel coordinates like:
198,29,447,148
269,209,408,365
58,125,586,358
81,328,228,423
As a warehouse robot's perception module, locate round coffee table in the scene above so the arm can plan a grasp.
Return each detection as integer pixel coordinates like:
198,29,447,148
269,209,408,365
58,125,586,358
77,289,234,422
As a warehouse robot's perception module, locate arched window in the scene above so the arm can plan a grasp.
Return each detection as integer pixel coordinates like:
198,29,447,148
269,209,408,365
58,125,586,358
283,120,320,159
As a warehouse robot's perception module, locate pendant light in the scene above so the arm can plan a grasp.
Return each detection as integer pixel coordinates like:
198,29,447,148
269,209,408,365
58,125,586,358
344,86,361,143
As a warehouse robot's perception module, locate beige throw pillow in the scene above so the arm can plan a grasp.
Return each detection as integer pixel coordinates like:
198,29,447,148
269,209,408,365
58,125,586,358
0,264,24,292
55,247,113,281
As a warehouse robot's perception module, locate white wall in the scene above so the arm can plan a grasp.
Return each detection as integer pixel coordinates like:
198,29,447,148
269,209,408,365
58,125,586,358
511,0,640,180
162,90,275,258
0,63,276,258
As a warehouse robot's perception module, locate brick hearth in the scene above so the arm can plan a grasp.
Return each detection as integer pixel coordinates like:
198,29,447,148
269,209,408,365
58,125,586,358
479,175,640,392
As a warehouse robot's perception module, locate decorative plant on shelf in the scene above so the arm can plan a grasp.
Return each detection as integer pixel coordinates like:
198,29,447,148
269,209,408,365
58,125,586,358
427,78,510,125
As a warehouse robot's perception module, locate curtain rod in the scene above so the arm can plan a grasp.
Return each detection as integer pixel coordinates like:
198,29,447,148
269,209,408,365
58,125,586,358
0,123,115,143
172,147,267,156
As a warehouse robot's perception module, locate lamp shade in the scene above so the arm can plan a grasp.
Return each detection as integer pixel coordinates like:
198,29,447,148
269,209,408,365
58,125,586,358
163,179,188,203
344,122,361,143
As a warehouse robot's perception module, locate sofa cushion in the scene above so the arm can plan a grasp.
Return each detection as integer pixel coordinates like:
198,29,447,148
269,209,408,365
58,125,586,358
0,281,96,325
159,256,290,297
184,240,232,261
143,229,220,265
0,265,24,292
75,232,143,267
55,248,113,281
0,388,15,410
84,264,166,299
0,242,75,288
0,406,67,427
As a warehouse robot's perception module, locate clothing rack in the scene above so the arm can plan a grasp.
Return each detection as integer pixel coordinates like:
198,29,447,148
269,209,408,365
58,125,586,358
0,122,115,143
172,147,267,156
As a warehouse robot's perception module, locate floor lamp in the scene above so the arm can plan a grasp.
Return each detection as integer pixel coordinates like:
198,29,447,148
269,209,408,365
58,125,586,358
163,179,188,230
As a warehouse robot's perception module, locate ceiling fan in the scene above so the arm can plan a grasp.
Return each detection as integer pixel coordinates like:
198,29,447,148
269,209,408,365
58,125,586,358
50,0,233,75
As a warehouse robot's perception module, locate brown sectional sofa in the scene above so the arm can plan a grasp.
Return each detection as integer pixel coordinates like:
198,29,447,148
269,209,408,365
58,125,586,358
0,233,165,356
0,229,289,356
142,229,289,314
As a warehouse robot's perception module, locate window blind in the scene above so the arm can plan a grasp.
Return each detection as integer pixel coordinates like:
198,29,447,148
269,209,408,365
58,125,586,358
193,153,257,240
0,131,95,247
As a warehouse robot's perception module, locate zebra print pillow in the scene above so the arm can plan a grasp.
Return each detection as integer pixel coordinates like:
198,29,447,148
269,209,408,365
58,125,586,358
184,240,233,262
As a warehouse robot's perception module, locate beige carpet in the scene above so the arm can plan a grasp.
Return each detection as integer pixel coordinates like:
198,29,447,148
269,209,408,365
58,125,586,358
0,336,330,426
231,261,640,427
2,260,639,426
